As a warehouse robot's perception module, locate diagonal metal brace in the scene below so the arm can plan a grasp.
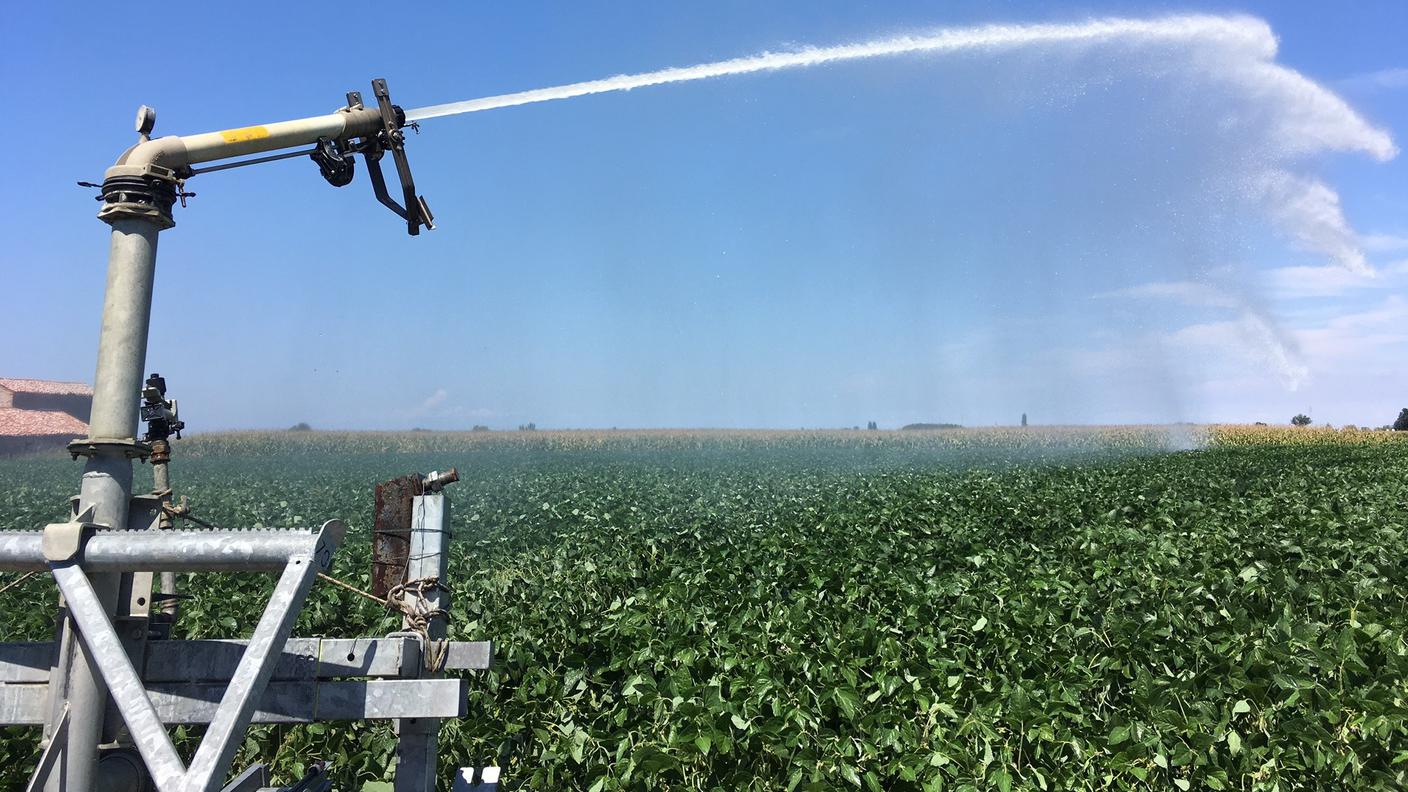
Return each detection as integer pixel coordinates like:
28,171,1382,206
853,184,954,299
183,520,343,790
49,563,185,785
23,705,68,792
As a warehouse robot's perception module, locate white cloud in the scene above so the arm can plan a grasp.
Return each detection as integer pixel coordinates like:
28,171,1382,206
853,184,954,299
1096,281,1241,308
398,389,498,426
419,388,449,412
1264,265,1380,299
1340,67,1408,93
1099,280,1310,389
1168,312,1309,389
1362,233,1408,253
1294,295,1408,364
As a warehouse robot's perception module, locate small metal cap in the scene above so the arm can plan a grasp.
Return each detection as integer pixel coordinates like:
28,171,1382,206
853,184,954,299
135,105,157,137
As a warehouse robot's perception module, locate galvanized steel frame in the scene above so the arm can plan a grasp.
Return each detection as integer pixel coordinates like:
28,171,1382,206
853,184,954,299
29,522,342,791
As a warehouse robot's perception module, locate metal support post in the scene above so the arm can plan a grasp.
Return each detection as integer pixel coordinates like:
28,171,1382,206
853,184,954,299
394,493,451,792
44,209,169,792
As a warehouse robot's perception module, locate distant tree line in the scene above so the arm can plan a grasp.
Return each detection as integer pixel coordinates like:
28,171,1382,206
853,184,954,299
1288,409,1408,430
901,423,963,431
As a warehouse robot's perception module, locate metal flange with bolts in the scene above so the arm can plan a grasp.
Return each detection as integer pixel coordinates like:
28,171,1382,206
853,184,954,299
0,82,500,791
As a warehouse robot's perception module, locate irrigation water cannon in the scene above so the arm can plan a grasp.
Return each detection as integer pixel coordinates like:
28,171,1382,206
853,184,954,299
94,79,433,235
0,82,500,792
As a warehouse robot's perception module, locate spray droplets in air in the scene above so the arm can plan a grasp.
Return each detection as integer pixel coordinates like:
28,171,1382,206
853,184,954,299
408,14,1395,407
409,14,1393,263
407,14,1392,163
409,17,1279,120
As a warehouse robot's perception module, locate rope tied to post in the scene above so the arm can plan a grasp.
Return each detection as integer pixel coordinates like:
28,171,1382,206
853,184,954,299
387,576,451,672
314,572,451,672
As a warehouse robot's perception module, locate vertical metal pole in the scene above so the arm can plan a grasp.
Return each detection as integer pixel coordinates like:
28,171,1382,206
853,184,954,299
393,493,451,792
45,215,165,792
151,442,180,625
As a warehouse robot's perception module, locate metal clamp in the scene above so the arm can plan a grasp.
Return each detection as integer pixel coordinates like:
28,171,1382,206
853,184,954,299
41,521,97,563
96,164,180,229
66,437,152,462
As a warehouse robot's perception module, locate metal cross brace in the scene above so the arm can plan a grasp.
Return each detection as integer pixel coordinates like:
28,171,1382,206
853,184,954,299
37,521,344,792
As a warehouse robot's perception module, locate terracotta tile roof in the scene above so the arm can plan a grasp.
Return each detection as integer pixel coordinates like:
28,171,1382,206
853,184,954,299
0,408,88,437
0,378,93,396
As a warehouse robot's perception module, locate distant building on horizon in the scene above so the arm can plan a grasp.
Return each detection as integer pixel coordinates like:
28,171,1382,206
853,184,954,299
0,378,92,455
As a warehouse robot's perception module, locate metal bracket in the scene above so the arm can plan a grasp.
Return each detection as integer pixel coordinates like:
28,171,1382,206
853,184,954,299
364,78,434,236
41,522,96,562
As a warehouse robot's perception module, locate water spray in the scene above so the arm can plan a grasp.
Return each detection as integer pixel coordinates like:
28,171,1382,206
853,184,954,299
401,14,1392,169
404,15,1277,121
395,13,1390,400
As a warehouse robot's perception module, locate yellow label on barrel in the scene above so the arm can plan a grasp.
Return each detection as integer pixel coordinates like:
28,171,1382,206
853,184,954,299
219,125,271,143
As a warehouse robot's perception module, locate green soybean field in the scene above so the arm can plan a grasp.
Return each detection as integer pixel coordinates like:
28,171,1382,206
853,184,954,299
1,427,1406,790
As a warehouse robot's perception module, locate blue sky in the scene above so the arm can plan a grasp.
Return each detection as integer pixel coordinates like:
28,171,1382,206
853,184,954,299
1,1,1404,430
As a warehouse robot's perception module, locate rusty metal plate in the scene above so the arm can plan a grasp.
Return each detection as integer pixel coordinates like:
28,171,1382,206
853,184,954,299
371,474,423,598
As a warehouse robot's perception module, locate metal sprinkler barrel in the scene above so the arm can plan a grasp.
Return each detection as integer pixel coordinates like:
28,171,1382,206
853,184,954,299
423,468,460,492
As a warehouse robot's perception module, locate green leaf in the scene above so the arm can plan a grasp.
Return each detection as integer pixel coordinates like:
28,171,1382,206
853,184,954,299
835,688,860,718
972,616,989,632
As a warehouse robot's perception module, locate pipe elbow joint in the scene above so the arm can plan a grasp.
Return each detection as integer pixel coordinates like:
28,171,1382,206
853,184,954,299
98,138,187,229
111,136,189,172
